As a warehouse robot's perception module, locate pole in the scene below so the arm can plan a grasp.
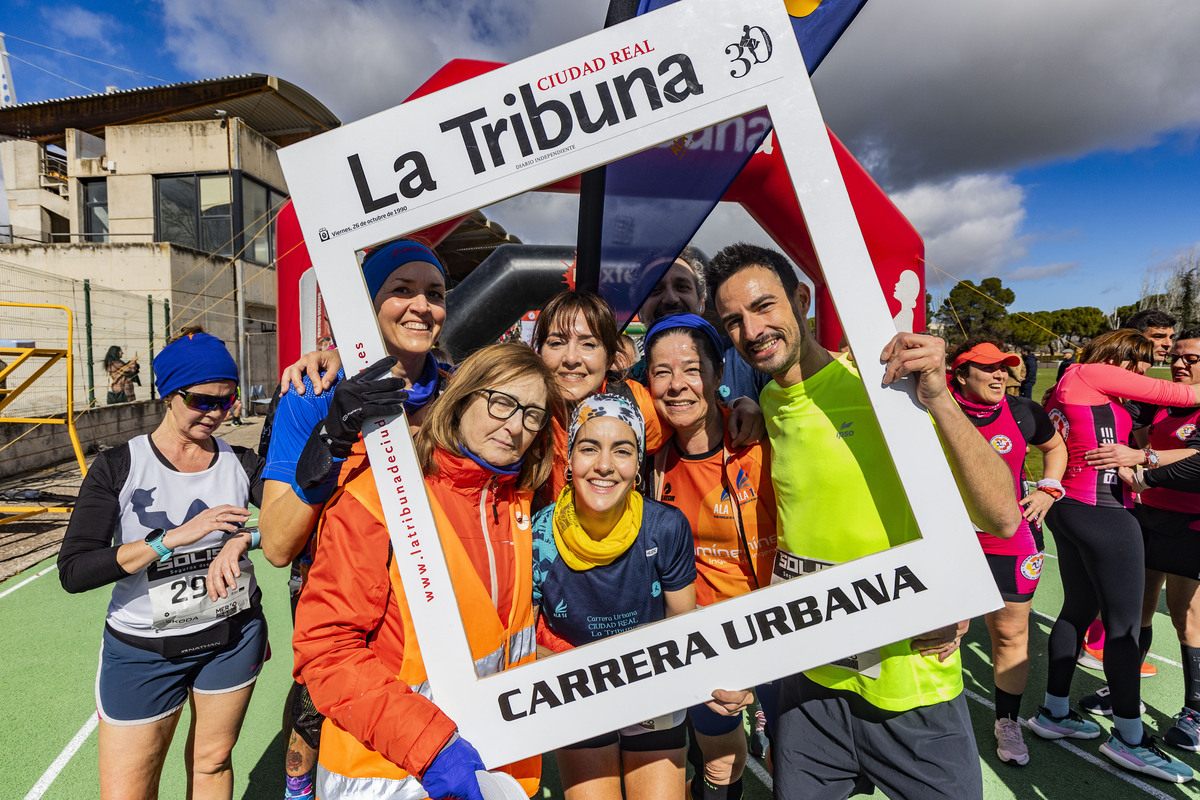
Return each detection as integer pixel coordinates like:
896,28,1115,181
147,295,156,400
235,259,249,414
574,0,640,294
83,279,95,406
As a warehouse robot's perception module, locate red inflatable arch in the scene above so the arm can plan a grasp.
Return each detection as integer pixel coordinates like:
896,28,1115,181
275,59,923,369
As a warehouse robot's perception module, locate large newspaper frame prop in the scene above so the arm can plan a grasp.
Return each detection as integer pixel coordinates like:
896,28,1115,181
279,0,1002,767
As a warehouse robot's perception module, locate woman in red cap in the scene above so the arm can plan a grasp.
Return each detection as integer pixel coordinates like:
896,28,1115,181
947,339,1067,767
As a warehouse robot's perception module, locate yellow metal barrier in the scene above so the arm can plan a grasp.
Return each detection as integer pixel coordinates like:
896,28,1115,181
0,301,88,479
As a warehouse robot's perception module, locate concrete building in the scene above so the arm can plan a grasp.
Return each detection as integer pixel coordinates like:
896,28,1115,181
0,74,341,400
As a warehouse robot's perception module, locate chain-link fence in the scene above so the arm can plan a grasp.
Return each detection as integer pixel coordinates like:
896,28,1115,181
0,259,168,419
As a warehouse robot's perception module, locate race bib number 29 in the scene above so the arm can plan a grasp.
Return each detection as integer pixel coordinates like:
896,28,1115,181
147,545,252,630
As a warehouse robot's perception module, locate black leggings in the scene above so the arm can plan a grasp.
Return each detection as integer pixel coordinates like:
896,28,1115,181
1045,498,1145,719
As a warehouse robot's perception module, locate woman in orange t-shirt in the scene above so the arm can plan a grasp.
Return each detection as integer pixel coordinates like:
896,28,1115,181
643,313,779,798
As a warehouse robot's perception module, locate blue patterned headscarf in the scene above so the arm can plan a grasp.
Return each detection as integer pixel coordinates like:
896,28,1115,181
567,393,646,464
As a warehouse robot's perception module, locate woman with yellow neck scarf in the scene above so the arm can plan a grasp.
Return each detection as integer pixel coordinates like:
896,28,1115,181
532,394,750,799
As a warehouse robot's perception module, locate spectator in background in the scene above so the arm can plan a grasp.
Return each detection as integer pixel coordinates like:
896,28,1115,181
1021,348,1039,399
1006,349,1026,397
104,345,139,404
1126,309,1177,364
611,333,640,377
1057,349,1077,382
629,246,771,404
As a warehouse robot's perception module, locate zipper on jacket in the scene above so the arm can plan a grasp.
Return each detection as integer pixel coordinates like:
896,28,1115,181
479,480,500,609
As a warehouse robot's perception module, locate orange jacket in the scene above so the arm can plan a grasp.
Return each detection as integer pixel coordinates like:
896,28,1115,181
649,408,777,605
294,448,540,799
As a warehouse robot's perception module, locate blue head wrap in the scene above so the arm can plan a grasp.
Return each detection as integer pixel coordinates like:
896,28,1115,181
362,240,446,301
644,313,724,370
154,332,238,397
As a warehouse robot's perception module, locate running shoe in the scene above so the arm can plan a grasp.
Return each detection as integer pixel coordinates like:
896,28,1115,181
1079,685,1147,717
1077,642,1104,670
1076,643,1158,676
1028,707,1102,740
1100,733,1194,783
1164,707,1200,752
749,708,769,758
994,718,1030,765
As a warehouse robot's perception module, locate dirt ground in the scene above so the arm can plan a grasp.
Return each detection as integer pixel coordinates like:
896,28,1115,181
0,417,265,584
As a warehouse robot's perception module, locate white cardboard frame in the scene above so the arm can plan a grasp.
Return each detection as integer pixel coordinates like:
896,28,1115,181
279,0,1002,767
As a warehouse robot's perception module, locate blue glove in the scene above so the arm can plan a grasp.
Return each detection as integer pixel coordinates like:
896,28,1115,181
421,736,486,800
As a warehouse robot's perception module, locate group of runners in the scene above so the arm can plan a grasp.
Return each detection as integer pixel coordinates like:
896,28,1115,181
55,238,1200,800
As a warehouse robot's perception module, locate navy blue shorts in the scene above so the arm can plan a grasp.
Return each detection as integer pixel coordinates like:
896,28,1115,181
96,612,267,725
689,680,780,737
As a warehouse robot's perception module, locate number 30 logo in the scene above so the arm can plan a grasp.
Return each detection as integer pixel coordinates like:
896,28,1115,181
727,24,773,78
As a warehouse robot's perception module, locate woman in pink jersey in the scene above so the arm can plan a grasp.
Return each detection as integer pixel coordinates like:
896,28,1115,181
1085,329,1200,750
1028,329,1200,783
947,340,1067,767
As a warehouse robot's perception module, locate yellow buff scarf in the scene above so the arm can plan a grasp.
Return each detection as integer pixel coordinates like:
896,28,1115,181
552,484,644,571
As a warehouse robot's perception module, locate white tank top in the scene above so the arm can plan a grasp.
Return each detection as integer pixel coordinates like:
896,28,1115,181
108,435,256,637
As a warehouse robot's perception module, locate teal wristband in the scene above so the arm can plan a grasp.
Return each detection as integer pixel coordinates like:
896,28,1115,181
145,528,173,562
249,529,261,550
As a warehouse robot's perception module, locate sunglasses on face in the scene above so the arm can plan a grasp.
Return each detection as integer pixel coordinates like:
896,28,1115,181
477,389,549,432
1170,354,1200,367
176,388,239,412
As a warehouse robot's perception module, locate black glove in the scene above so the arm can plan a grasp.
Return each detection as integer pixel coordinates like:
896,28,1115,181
296,356,408,489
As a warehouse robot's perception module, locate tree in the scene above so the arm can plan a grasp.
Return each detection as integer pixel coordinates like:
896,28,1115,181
1053,306,1107,345
1008,311,1056,352
1131,249,1199,329
934,277,1014,344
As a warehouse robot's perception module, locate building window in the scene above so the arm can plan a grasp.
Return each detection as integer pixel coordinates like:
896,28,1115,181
81,179,109,243
241,177,287,266
155,173,233,256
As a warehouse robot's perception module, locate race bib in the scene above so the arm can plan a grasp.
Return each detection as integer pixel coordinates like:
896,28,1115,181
771,548,882,679
147,544,252,630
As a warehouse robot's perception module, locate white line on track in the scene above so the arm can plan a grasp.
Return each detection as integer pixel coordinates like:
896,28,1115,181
0,564,57,600
23,713,98,800
962,689,1177,800
744,750,773,791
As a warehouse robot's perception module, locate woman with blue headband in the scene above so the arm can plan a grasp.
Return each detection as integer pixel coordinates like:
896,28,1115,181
644,313,779,799
59,330,268,800
255,238,451,797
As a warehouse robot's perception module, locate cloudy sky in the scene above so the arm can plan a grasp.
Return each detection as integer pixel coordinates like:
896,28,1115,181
3,0,1199,314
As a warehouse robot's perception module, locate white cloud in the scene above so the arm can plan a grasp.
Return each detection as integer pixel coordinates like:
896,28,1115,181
483,192,578,247
147,0,1200,296
812,0,1200,189
1006,262,1080,282
158,0,607,123
42,6,121,54
891,173,1028,280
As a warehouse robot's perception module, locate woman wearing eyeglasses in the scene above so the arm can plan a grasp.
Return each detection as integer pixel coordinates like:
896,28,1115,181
293,342,561,800
1029,329,1200,783
1088,329,1200,751
59,330,267,800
